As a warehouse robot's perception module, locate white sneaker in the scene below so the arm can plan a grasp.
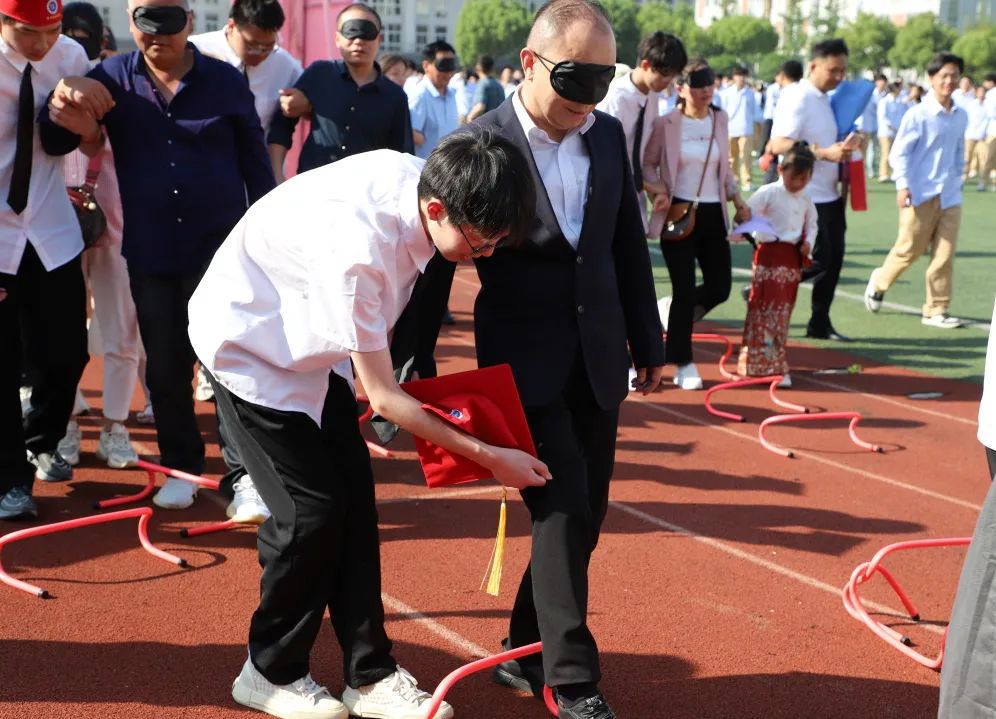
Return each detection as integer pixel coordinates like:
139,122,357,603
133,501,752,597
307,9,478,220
136,403,155,425
777,373,792,388
657,296,672,332
19,386,32,418
195,366,214,402
57,420,82,466
342,666,453,719
922,313,964,329
226,475,271,524
153,478,198,509
96,423,139,469
864,268,884,313
231,658,347,719
673,363,703,390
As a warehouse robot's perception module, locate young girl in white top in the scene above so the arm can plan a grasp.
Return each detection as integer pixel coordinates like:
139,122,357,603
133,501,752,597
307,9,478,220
735,142,818,387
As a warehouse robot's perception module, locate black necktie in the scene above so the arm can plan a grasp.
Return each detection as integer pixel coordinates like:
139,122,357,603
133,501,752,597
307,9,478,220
632,101,646,193
8,63,33,215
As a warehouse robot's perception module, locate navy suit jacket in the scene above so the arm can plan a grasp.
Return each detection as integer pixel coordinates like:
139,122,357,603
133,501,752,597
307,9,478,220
472,99,665,410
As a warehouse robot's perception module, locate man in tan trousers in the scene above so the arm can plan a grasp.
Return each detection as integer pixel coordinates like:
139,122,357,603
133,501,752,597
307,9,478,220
864,53,968,329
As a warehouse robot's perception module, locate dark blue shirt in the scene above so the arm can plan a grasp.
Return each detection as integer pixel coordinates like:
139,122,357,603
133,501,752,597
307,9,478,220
40,45,275,274
267,60,413,173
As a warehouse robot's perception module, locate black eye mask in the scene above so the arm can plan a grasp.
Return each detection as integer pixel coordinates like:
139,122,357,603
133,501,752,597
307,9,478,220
339,18,380,41
533,50,614,105
685,67,716,89
132,5,189,36
433,56,456,72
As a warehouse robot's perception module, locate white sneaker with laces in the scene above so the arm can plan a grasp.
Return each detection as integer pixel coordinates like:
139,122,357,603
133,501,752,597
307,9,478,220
195,366,214,402
777,373,792,389
231,658,347,719
342,666,453,719
153,478,198,509
136,403,155,425
922,313,964,329
57,420,82,466
864,268,884,313
97,423,139,469
227,475,271,524
658,296,672,332
673,363,703,390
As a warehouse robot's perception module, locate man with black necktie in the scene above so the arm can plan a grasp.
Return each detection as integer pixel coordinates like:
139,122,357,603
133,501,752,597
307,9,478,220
0,0,91,520
472,2,665,717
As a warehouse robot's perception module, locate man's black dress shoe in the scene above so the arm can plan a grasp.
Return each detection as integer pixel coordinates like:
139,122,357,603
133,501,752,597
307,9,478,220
805,325,853,342
557,693,617,719
492,655,545,697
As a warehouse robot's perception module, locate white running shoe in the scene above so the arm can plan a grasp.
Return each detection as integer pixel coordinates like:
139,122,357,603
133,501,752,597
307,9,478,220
57,420,82,466
864,268,884,313
96,423,139,469
657,296,672,332
195,366,214,402
673,363,703,390
342,666,453,719
19,386,32,418
777,373,792,389
231,658,347,719
136,403,155,425
922,313,964,329
226,475,271,524
153,478,198,509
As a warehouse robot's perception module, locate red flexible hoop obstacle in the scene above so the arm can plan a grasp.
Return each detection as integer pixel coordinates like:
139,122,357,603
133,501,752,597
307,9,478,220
423,642,558,719
841,537,971,670
0,506,186,598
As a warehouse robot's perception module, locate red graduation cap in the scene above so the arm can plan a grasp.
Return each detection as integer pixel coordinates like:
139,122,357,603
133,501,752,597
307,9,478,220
401,364,537,488
0,0,62,27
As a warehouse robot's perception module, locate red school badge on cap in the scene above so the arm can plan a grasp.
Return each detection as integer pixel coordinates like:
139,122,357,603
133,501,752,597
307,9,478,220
0,0,63,26
401,364,537,488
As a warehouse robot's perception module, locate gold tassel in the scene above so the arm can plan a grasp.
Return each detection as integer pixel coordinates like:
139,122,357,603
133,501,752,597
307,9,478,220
481,488,508,596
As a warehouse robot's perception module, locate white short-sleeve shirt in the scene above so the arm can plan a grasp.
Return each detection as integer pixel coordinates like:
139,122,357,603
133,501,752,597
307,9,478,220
0,34,89,274
980,296,996,452
188,150,436,425
189,29,303,134
745,178,818,247
770,79,840,204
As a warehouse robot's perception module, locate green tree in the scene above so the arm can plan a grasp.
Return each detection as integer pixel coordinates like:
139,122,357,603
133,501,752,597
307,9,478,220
840,12,897,72
887,13,958,70
602,0,640,66
636,1,717,57
809,0,841,41
780,0,807,57
454,0,531,66
707,15,778,63
952,24,996,76
757,52,798,81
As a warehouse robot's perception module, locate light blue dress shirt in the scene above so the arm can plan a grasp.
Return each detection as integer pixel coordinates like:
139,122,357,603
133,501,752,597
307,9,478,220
720,85,757,138
409,77,459,159
889,93,968,210
877,94,907,138
762,83,780,121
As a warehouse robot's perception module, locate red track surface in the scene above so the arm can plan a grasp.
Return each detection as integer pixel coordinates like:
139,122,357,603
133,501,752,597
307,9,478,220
0,263,986,719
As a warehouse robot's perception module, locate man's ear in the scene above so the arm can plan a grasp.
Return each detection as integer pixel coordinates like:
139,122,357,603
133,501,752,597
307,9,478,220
425,199,445,222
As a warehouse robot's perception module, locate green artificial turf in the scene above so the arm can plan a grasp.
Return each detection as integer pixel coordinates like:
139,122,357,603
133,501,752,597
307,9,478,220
648,178,995,383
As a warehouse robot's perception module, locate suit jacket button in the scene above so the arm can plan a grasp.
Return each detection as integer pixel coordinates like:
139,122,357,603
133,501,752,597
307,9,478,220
577,304,585,314
576,255,583,264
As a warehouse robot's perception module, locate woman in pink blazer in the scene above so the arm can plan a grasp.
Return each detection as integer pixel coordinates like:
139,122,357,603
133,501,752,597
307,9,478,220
642,58,751,390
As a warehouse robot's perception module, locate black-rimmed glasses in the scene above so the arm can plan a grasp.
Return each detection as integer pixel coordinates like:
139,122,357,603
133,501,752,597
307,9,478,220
456,224,505,257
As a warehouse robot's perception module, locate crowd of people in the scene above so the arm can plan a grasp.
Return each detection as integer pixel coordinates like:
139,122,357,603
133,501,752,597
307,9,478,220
0,0,993,717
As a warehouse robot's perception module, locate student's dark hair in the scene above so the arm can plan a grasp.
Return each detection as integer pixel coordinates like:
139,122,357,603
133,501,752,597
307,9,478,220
62,2,104,40
336,3,382,31
889,79,903,92
230,0,285,30
677,57,721,111
418,128,536,248
379,53,406,74
731,64,748,76
926,52,964,76
874,73,888,83
780,141,815,174
422,40,456,62
477,54,494,73
811,38,848,59
781,59,803,82
636,31,687,74
986,72,996,83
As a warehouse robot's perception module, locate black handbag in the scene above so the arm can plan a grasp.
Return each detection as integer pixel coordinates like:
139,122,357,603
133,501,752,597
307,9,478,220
67,154,106,249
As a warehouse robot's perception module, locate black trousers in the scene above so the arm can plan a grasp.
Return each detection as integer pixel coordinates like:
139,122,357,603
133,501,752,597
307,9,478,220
759,119,779,185
212,374,395,687
0,245,87,494
805,199,847,335
988,446,996,481
128,268,206,475
660,201,732,365
413,256,456,379
507,354,619,688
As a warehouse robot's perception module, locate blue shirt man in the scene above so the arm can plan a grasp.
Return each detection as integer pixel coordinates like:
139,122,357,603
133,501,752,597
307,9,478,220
410,40,459,159
721,80,757,138
890,92,967,208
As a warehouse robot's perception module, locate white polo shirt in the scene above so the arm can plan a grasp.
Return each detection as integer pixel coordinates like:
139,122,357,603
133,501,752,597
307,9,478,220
981,296,996,453
597,72,658,174
189,29,303,134
188,150,436,425
0,34,89,274
771,79,840,204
